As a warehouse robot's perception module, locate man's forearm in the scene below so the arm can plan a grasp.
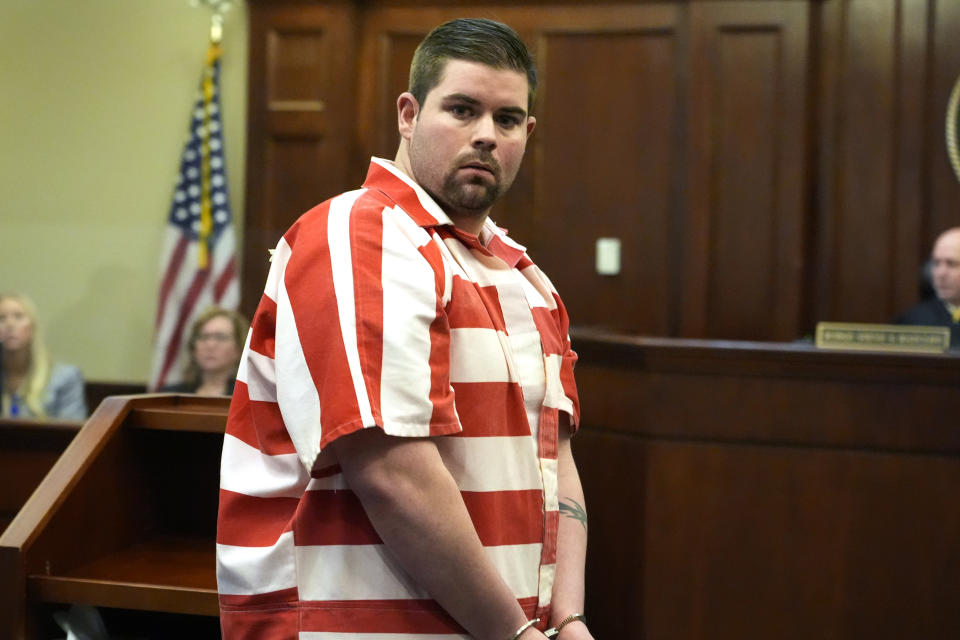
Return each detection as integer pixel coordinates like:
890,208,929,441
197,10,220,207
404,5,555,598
550,429,593,638
332,428,546,640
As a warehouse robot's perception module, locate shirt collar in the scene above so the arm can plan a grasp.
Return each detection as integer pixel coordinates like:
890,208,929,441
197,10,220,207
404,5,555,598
361,157,528,268
362,157,451,227
478,221,528,269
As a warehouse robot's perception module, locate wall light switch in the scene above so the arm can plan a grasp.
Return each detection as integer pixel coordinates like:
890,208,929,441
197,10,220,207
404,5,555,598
595,237,621,275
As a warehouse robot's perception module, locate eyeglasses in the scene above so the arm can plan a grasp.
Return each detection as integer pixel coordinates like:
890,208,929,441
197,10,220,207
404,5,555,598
196,332,233,343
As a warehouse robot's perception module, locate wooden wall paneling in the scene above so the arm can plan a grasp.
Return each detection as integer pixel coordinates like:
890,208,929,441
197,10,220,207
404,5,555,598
640,441,960,640
355,29,424,164
928,0,960,238
892,0,930,312
246,1,960,340
831,0,899,323
808,0,836,333
814,0,936,325
684,1,810,341
535,25,681,335
242,2,357,318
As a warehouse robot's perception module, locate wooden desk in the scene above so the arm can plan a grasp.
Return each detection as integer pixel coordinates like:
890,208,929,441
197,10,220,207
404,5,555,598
571,330,960,640
0,395,227,639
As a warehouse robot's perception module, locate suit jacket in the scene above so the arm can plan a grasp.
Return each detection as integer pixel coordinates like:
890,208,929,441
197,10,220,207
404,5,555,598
2,362,87,421
894,297,960,348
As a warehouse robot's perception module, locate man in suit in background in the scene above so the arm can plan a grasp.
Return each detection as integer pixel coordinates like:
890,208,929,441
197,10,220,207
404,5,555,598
896,226,960,347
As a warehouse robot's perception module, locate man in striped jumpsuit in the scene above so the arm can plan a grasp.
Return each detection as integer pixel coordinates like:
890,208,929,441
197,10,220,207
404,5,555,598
217,18,593,640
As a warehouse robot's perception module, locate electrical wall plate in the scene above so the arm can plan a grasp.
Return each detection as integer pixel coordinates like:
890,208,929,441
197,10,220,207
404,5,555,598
595,237,621,275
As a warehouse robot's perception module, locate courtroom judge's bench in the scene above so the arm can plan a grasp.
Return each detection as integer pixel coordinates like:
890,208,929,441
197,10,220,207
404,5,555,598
572,329,960,640
2,333,959,639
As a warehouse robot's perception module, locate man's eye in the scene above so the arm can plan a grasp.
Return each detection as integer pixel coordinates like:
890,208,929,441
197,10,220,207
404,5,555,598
496,115,520,128
450,105,471,117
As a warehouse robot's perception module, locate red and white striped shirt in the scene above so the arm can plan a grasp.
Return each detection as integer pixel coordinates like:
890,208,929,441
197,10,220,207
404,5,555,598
217,157,580,639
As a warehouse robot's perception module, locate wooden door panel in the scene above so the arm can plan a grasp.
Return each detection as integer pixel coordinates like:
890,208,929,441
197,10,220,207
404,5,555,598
536,29,680,335
685,1,809,340
243,2,356,318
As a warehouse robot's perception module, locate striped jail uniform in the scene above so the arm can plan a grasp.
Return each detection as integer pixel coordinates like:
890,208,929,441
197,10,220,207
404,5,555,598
217,157,580,639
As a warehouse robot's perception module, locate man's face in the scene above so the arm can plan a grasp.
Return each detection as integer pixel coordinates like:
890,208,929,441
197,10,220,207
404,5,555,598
932,230,960,306
403,59,535,224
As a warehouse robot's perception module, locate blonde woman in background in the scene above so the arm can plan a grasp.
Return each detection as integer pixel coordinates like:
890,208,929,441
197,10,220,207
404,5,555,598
162,307,247,396
0,293,87,420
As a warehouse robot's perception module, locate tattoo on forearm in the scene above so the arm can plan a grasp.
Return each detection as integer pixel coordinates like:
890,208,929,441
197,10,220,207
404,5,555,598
559,498,588,532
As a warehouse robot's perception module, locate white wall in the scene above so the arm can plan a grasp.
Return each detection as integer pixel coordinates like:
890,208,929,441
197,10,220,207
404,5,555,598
0,0,248,382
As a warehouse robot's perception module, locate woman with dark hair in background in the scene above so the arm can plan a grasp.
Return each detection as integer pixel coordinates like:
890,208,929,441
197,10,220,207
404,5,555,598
0,293,87,420
163,306,247,396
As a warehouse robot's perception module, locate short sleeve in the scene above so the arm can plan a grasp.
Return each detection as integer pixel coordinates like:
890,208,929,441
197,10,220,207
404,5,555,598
275,193,461,469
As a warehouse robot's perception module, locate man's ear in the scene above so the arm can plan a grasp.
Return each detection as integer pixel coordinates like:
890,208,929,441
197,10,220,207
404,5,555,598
526,115,537,138
397,92,420,140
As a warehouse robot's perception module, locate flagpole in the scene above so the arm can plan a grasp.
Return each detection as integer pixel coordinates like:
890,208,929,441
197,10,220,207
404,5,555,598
150,0,239,390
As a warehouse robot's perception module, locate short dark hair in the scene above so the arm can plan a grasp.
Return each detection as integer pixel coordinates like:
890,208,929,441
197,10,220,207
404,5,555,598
409,18,538,112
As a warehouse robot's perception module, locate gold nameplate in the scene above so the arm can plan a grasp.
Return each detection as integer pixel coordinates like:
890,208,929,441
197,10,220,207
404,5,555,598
815,322,950,354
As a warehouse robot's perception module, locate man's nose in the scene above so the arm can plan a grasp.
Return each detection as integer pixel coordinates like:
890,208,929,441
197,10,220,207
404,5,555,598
471,115,497,149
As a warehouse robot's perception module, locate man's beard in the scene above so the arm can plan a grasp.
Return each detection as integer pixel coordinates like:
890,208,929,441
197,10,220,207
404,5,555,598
437,152,504,215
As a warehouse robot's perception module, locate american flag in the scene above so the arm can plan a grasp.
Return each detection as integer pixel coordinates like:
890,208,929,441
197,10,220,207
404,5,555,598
150,42,238,390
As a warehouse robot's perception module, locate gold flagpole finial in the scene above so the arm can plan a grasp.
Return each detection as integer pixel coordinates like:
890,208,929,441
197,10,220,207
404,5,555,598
189,0,233,44
210,13,223,44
